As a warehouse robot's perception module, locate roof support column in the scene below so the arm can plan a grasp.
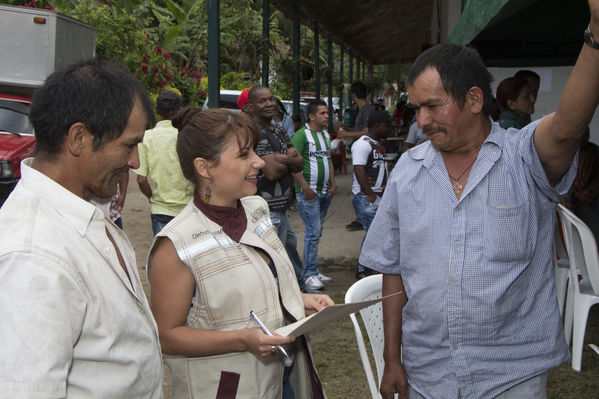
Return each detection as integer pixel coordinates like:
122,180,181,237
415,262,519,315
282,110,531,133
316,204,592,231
356,58,361,82
339,44,344,112
207,0,220,108
397,49,402,98
314,22,320,99
349,52,353,84
327,34,333,132
292,0,300,117
261,0,269,87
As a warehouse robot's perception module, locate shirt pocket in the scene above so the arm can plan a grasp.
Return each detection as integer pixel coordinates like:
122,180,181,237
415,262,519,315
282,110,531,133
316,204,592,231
483,174,532,263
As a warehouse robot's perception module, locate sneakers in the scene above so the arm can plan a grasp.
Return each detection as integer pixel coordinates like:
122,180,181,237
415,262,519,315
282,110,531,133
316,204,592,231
304,275,324,290
316,272,332,283
345,220,363,231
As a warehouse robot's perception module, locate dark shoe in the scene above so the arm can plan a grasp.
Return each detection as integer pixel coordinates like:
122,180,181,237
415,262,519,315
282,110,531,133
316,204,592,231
301,285,321,294
356,267,378,280
355,270,368,280
345,220,363,231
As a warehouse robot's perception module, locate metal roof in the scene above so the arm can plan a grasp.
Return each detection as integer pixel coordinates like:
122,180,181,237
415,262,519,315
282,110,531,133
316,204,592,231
271,0,434,64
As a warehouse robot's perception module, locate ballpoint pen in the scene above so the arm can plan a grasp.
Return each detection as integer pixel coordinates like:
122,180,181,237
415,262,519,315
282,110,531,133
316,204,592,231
249,310,293,367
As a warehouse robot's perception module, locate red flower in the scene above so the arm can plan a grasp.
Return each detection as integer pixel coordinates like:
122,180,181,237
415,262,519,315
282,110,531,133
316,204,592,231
145,32,150,40
45,5,53,10
180,69,186,76
141,64,149,73
164,52,172,59
158,80,168,87
154,45,162,55
142,54,149,63
152,65,159,73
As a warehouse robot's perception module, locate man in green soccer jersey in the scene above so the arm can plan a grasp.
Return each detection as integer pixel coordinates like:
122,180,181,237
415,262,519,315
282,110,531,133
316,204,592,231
291,100,337,290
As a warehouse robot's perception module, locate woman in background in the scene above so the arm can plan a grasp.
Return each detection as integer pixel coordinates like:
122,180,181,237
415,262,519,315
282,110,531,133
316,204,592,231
496,75,535,129
148,108,332,399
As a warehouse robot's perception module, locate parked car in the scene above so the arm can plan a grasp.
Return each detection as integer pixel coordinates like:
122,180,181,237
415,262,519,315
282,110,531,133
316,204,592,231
0,4,95,205
280,100,308,124
201,89,243,110
0,95,35,205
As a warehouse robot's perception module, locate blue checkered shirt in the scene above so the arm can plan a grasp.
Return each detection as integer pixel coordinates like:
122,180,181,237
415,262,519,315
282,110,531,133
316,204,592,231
360,120,575,398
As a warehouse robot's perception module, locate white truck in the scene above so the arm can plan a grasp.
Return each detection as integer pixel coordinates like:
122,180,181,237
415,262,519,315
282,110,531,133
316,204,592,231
0,4,95,204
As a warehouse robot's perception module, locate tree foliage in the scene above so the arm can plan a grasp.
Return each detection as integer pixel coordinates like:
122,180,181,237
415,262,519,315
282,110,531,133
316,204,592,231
2,0,401,105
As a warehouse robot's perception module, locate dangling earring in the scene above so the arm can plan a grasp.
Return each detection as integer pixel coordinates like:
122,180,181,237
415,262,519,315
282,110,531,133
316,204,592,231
204,185,211,203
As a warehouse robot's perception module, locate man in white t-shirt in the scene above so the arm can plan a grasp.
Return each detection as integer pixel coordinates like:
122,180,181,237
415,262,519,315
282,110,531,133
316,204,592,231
351,110,393,279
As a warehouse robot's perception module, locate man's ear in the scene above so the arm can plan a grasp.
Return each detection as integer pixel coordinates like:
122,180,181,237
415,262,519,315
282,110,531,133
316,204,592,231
65,122,92,157
506,98,517,111
193,157,213,180
466,86,484,114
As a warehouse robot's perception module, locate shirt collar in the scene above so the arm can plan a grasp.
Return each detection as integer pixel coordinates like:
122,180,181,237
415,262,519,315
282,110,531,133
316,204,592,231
20,158,102,237
408,119,503,169
304,123,327,134
154,119,173,128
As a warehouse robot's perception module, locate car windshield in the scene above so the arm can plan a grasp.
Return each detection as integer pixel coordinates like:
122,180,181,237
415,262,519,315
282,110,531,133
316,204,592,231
0,101,33,134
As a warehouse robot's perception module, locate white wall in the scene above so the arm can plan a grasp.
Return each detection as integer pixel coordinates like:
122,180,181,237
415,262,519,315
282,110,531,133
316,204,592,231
488,66,599,144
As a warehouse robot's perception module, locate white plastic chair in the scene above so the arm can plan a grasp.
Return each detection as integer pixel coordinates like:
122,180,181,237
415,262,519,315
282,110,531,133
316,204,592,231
557,204,599,371
345,274,385,399
552,211,570,316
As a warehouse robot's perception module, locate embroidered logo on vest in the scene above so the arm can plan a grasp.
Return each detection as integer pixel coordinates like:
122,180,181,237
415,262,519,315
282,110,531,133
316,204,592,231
251,207,268,223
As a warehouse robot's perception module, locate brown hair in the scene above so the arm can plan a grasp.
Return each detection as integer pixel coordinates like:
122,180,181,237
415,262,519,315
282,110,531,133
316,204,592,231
173,108,260,184
496,76,529,110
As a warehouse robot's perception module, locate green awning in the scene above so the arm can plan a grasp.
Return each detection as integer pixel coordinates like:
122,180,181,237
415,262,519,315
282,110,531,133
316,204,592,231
449,0,589,66
448,0,511,45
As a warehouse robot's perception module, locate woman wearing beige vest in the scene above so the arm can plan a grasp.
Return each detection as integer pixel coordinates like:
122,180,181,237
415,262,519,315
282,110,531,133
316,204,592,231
148,108,333,399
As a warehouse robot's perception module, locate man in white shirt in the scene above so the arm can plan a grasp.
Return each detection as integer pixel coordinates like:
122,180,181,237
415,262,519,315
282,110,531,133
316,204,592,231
351,110,393,279
0,59,163,398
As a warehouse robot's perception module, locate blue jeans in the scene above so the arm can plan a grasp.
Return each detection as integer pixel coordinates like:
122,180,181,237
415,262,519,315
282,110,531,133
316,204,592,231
352,193,381,272
151,213,174,236
296,192,332,278
271,210,305,289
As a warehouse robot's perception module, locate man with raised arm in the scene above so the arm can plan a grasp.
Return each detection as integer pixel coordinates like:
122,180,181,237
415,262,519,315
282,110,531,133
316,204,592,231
360,2,599,397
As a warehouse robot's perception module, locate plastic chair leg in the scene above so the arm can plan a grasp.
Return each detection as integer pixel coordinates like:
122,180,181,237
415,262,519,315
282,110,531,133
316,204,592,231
571,297,591,372
564,280,575,346
555,266,569,316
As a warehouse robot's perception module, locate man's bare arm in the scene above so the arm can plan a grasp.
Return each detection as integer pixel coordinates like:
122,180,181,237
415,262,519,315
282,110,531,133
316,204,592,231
534,1,599,185
380,273,409,399
136,174,152,200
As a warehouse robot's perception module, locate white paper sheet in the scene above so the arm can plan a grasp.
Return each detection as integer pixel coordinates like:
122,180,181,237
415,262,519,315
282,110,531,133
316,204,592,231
275,291,402,337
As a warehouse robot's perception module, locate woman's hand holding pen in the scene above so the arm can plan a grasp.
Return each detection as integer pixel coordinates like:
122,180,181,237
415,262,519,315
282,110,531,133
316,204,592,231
302,293,335,316
243,328,294,360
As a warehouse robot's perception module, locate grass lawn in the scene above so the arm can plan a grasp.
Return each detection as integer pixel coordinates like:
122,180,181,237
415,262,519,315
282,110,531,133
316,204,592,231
310,261,599,399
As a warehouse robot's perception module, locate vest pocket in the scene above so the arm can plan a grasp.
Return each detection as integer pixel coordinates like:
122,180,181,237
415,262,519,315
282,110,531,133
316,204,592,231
194,253,272,328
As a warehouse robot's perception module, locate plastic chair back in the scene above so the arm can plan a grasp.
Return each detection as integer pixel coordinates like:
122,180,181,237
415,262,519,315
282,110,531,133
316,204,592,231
345,274,384,399
558,204,599,296
552,211,570,315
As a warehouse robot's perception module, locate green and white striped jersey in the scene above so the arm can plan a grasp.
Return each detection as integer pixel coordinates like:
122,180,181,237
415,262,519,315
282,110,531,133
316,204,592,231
291,124,332,194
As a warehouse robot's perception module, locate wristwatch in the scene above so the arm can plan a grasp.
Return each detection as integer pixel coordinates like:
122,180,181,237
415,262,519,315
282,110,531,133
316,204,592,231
584,25,599,49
